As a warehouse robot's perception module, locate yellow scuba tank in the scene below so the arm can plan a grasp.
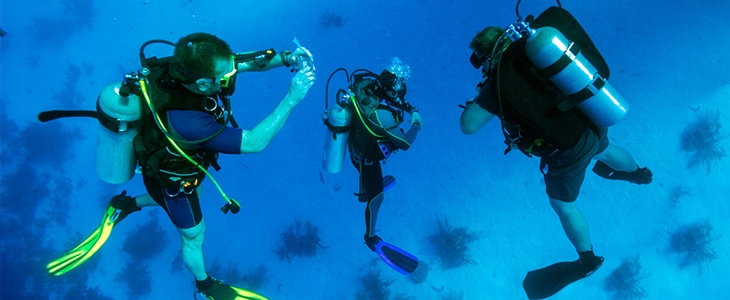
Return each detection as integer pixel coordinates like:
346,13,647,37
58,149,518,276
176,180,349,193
96,82,143,184
523,26,629,127
322,93,352,174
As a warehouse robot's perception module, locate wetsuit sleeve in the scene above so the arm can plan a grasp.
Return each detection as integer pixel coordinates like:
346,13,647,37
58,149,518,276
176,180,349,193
372,109,419,151
167,110,243,154
473,82,500,115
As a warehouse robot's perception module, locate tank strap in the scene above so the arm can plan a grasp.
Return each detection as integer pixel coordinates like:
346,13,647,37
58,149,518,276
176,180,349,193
325,118,351,134
95,100,144,133
538,42,582,78
557,76,607,112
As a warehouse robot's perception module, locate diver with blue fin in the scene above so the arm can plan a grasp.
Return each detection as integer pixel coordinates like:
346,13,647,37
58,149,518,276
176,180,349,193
460,1,652,298
41,33,316,299
321,58,423,275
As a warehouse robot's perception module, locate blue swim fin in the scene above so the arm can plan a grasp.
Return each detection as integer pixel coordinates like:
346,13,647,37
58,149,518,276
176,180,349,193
383,175,396,191
373,239,419,275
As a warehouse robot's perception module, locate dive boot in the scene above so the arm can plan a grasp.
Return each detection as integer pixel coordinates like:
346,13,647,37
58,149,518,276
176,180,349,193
196,276,269,300
592,161,652,185
578,248,604,277
46,190,140,276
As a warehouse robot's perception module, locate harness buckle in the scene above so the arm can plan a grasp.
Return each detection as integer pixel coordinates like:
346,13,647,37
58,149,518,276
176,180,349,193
180,179,198,195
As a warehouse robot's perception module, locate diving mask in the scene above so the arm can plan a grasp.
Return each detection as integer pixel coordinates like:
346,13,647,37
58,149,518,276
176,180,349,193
470,52,491,69
218,56,237,88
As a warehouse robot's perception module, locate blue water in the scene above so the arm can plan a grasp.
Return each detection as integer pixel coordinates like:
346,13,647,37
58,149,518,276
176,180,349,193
2,0,729,299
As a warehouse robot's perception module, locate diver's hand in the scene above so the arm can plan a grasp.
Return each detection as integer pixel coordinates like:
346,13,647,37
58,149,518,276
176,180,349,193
410,111,423,128
285,71,316,105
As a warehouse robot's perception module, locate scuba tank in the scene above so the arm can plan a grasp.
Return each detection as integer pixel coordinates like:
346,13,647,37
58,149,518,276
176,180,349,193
96,82,143,184
322,99,352,174
321,68,353,174
523,26,628,127
503,3,629,128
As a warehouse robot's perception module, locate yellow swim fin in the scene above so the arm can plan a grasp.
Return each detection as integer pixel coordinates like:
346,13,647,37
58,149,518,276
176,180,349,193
47,191,139,276
197,277,269,300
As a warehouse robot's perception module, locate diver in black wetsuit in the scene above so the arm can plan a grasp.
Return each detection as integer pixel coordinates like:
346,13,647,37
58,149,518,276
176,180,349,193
346,59,422,274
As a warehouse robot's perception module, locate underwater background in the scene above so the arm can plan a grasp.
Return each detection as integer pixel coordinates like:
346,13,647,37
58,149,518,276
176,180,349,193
1,0,729,299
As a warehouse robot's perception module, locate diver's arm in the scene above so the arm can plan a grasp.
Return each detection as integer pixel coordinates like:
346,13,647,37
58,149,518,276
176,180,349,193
461,81,498,134
460,101,495,134
237,51,289,72
239,71,315,153
399,123,420,147
237,48,311,72
374,109,420,151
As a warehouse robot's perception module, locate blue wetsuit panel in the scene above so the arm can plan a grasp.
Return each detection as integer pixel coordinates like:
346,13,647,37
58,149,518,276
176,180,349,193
167,110,242,154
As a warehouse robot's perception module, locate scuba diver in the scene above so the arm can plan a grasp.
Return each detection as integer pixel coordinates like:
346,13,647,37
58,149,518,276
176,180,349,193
321,58,423,275
41,32,316,300
458,2,652,299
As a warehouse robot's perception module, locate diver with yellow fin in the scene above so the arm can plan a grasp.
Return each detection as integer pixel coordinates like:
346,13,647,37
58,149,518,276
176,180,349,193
41,33,316,299
460,1,652,298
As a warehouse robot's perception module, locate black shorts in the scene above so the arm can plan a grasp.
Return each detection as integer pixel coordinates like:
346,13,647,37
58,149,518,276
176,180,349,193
541,128,609,202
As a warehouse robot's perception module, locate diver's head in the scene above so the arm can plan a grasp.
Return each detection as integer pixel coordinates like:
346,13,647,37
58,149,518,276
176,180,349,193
171,32,235,95
371,58,410,109
374,70,407,100
469,26,509,69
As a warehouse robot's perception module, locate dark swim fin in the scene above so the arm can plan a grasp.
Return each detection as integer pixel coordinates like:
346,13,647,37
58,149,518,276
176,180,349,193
522,259,601,299
374,239,419,275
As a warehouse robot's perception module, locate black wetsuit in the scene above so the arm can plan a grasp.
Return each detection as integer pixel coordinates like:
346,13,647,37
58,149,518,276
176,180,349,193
347,79,420,237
